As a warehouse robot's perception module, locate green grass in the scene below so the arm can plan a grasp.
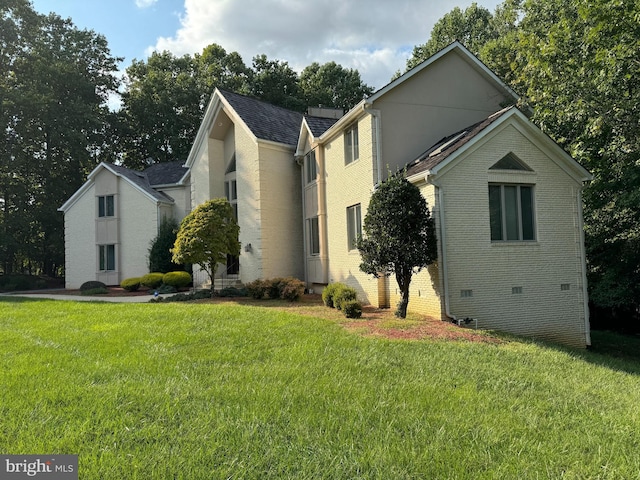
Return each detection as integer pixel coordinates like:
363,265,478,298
2,298,640,479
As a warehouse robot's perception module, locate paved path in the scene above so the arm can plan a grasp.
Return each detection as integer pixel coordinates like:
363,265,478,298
0,291,171,303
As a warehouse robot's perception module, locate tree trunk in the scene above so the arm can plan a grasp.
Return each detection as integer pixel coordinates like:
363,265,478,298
395,268,412,318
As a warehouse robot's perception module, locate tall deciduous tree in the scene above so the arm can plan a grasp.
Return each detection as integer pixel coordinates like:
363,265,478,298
172,199,240,296
1,1,120,275
299,62,374,112
406,2,496,70
358,174,438,318
249,54,304,111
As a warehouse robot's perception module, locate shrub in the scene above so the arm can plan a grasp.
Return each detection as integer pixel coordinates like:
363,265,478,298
279,277,305,301
156,284,177,294
120,277,141,292
81,287,109,295
322,283,341,308
342,300,363,319
245,279,268,299
333,284,358,311
80,280,106,292
141,272,164,289
148,217,184,273
266,277,284,299
218,286,248,298
162,271,192,289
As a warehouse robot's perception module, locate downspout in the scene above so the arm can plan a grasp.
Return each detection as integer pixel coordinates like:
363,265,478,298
295,154,308,287
436,182,456,323
316,146,329,284
577,184,591,347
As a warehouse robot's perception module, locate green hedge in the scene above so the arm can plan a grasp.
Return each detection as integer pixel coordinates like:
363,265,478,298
162,271,192,289
141,272,164,289
120,277,141,292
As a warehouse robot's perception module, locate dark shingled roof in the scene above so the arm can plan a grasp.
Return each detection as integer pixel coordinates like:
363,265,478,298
220,89,303,146
305,115,339,137
108,164,174,203
143,160,188,186
405,106,514,177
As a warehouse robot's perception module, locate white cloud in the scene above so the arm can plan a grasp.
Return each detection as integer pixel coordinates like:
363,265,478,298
135,0,158,8
150,0,502,90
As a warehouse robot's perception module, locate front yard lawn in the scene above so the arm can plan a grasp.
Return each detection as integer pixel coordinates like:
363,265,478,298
2,298,640,479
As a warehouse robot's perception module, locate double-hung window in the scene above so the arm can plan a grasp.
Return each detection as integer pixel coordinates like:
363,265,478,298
98,195,114,217
346,204,362,251
489,184,535,241
308,216,320,255
99,244,115,271
306,150,317,184
344,125,359,165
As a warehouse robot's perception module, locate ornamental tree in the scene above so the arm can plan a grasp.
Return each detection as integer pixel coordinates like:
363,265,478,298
172,199,240,296
358,174,438,318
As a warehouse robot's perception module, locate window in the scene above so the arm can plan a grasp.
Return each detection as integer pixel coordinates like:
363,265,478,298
489,184,535,241
306,150,317,184
346,204,362,250
99,244,115,271
308,217,320,255
344,125,359,165
98,195,114,217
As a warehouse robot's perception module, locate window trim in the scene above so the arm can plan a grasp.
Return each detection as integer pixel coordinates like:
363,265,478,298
346,204,362,251
489,183,536,242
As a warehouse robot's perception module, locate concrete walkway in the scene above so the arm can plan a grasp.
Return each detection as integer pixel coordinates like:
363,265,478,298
0,291,172,303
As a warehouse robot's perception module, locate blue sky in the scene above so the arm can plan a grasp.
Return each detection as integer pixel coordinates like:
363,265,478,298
30,0,503,91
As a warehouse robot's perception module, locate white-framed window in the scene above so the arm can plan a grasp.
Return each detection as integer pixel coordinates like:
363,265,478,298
99,244,115,271
306,150,317,184
344,124,359,165
489,184,535,241
346,204,362,251
308,216,320,255
98,195,114,217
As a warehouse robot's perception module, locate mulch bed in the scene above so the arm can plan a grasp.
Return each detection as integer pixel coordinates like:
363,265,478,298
43,289,501,343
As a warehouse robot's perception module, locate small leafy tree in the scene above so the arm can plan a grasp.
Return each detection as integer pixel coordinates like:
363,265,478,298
171,199,240,296
148,217,182,273
358,173,438,318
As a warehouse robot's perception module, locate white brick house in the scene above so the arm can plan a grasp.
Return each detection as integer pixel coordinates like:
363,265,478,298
60,42,592,347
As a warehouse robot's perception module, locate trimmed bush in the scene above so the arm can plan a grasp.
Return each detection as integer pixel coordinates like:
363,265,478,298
342,300,363,319
266,277,284,299
120,277,141,292
279,277,305,301
162,271,192,289
245,279,268,299
81,287,109,295
141,272,164,289
333,284,358,311
80,280,106,292
322,283,340,308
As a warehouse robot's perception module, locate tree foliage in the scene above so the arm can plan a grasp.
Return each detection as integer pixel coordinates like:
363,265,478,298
358,174,438,318
0,1,120,276
172,199,240,296
299,62,374,112
148,217,184,273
